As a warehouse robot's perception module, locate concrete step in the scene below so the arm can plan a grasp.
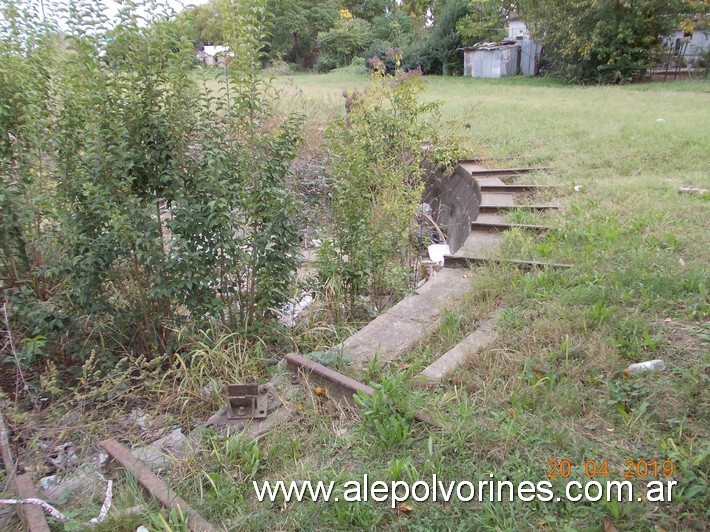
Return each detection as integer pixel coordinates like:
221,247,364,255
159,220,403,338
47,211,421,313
339,269,476,369
415,308,502,385
450,229,503,258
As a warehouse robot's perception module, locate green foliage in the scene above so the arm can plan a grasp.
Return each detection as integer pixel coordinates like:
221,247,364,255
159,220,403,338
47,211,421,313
318,66,442,309
0,0,55,294
404,0,471,75
175,0,227,47
0,0,303,373
266,0,340,69
354,371,414,449
519,0,685,83
341,0,396,22
456,0,507,45
317,16,374,71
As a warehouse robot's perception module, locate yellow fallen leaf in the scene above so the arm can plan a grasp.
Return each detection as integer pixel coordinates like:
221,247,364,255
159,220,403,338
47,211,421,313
314,386,327,397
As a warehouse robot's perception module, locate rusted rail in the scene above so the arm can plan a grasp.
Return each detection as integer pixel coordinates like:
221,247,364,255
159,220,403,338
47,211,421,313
99,439,216,532
478,184,559,193
470,221,552,233
444,256,572,270
12,474,51,532
284,353,439,428
478,204,560,214
0,415,51,532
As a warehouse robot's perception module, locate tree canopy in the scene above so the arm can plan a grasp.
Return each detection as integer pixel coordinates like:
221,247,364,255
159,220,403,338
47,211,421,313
518,0,700,82
177,0,706,80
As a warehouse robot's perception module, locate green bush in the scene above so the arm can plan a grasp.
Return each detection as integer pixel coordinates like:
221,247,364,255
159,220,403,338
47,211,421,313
0,0,303,375
318,62,458,312
519,0,685,83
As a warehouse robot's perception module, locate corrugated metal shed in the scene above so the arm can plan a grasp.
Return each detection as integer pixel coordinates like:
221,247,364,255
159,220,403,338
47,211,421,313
464,43,520,78
463,38,542,78
518,38,542,76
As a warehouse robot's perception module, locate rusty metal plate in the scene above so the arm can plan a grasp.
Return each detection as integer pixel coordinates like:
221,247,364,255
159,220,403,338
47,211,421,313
226,384,269,419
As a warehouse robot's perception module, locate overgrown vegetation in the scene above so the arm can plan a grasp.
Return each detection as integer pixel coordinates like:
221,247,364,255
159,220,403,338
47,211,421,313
0,0,708,530
317,60,458,314
1,0,305,388
518,0,686,82
179,0,708,82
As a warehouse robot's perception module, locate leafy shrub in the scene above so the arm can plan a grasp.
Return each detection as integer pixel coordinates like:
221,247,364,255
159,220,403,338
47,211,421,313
519,0,685,83
317,16,373,69
0,0,303,376
318,61,459,312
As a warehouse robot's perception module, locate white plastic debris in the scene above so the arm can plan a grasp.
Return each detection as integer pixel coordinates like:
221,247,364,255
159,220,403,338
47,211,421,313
428,244,450,266
279,294,314,327
39,475,62,492
0,478,113,525
678,186,707,195
623,359,666,375
656,118,665,122
574,185,583,192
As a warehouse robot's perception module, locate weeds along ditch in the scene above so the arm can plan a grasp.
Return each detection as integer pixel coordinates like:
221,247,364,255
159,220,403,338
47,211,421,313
2,1,709,530
0,0,460,521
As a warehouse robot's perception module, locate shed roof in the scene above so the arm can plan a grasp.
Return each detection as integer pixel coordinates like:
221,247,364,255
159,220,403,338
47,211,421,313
202,45,231,57
463,40,518,52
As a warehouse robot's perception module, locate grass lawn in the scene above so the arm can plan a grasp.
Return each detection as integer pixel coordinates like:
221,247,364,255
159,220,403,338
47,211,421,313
94,72,708,531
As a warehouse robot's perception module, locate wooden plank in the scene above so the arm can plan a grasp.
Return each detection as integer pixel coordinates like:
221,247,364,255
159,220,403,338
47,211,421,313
13,474,51,532
99,439,216,532
284,353,440,428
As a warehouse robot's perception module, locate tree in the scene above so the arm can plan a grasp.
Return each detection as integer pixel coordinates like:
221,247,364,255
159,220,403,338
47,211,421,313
400,0,433,22
456,0,507,45
404,0,471,74
342,0,396,22
266,0,339,68
176,0,227,46
518,0,685,82
317,15,373,70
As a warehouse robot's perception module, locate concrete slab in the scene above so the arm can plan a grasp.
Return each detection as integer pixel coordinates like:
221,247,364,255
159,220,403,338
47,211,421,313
474,212,508,224
340,269,475,368
459,162,491,173
472,176,507,186
480,192,516,207
417,308,501,385
451,230,503,258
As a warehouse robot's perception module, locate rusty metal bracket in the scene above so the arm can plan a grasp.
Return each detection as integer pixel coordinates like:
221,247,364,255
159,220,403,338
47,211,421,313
226,384,268,419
